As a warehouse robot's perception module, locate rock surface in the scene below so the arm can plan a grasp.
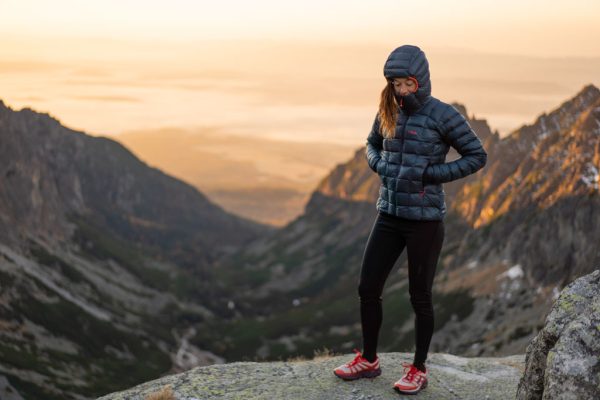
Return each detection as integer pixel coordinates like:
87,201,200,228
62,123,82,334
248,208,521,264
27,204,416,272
97,352,525,400
516,269,600,400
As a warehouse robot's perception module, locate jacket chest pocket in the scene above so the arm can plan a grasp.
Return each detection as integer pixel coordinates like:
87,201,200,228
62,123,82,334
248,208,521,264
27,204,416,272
403,129,436,155
419,127,442,142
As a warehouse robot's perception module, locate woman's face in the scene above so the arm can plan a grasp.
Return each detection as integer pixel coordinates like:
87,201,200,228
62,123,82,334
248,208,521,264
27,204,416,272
391,77,417,96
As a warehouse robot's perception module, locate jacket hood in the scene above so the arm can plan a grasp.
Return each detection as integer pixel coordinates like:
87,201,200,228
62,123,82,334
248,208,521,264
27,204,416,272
383,45,432,104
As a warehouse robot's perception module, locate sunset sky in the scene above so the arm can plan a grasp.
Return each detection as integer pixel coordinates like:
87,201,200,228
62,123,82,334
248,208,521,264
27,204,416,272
1,0,599,146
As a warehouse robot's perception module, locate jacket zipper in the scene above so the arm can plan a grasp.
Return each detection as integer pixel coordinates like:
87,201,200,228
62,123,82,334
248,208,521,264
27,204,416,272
398,108,407,167
400,108,425,198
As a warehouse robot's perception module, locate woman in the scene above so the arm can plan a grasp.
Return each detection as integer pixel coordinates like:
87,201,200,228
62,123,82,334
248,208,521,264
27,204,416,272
333,45,487,395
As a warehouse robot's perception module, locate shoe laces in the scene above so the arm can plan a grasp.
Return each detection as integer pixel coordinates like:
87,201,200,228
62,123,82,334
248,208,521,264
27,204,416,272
347,348,367,367
401,362,423,382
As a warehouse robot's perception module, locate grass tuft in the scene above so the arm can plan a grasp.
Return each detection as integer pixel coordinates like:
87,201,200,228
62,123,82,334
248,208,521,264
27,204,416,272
144,385,175,400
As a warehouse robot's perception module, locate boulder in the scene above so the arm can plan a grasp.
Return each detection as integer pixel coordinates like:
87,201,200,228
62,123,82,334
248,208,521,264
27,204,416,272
516,269,600,399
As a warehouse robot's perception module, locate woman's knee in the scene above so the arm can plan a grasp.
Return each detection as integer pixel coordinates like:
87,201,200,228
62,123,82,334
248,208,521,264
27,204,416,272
409,291,433,312
358,281,382,302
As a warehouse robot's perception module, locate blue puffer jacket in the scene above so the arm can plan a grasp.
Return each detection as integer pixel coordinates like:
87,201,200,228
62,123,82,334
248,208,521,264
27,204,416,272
366,45,487,221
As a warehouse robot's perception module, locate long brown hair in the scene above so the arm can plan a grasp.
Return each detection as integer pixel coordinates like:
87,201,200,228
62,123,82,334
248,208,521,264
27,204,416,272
378,79,398,138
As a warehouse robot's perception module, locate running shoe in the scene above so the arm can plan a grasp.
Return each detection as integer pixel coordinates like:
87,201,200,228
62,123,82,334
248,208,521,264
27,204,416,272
333,349,381,380
393,362,428,394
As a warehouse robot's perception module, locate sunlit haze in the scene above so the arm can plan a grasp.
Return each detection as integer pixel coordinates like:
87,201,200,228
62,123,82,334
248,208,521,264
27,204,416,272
1,0,599,145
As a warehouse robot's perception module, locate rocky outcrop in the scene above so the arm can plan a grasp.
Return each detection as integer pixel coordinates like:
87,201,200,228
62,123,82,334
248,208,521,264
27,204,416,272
516,269,600,399
97,352,525,400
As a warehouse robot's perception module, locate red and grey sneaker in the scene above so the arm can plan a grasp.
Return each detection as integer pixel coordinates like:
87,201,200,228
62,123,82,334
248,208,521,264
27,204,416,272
333,349,381,380
393,362,428,394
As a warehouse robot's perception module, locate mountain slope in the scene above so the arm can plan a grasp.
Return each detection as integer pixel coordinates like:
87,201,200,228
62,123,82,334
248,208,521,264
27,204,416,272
446,85,600,284
0,100,271,262
455,84,600,227
0,100,272,399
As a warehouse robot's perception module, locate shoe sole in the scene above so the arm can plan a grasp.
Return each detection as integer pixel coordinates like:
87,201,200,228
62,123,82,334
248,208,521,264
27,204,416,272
393,379,427,395
334,368,382,381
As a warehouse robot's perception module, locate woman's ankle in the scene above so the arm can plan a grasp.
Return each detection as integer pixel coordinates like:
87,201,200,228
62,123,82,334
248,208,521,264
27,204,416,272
413,361,426,372
363,353,377,363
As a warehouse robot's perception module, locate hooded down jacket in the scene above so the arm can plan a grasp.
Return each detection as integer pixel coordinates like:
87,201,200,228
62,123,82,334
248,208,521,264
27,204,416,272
366,45,487,221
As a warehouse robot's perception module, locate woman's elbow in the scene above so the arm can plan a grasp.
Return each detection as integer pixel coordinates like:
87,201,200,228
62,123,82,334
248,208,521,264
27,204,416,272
476,149,487,171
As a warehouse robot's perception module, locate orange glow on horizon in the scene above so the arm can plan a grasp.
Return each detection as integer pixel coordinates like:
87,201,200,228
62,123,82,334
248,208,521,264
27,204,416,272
1,1,599,145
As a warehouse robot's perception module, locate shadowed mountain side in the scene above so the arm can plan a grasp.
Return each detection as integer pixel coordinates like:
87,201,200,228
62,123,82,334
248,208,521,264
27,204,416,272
0,100,272,266
0,99,272,400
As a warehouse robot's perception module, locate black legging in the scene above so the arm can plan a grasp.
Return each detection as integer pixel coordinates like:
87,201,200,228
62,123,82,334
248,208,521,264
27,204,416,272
358,210,445,367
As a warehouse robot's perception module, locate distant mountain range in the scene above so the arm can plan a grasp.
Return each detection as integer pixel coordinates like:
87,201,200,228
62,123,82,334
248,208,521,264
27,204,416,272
0,84,599,399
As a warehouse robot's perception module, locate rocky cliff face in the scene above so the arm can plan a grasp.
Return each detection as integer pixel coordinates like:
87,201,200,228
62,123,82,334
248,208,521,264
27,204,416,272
204,85,600,365
461,84,600,228
0,100,271,400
